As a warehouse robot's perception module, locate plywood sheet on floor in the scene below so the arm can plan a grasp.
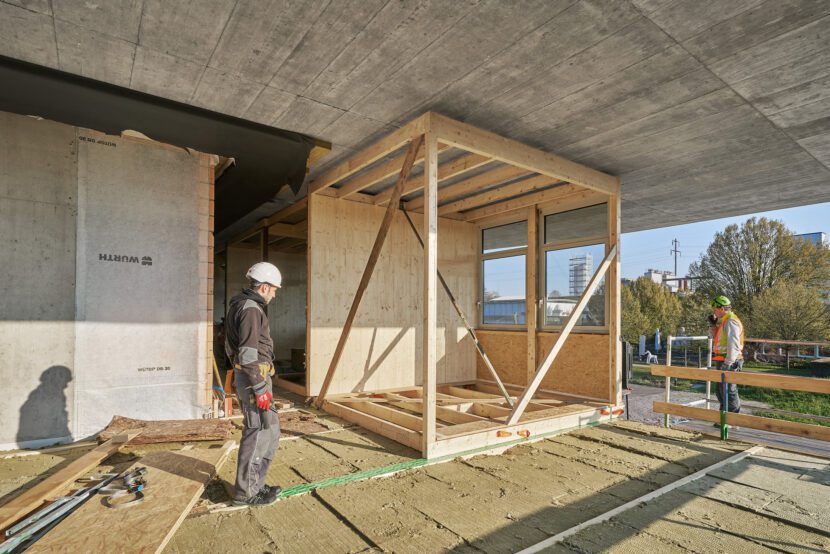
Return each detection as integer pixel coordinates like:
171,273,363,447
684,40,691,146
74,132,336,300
29,443,232,553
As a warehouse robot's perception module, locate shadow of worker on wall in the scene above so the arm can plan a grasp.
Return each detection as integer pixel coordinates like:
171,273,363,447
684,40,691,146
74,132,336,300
17,365,72,446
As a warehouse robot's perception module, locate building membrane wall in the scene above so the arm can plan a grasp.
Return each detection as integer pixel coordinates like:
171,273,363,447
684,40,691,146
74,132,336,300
0,111,210,448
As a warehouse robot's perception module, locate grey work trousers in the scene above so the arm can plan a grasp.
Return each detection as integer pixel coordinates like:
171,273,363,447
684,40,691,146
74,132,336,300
714,359,742,413
234,374,280,501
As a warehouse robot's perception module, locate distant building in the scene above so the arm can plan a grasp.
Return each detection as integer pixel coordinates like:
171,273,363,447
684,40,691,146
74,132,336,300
644,268,679,293
795,232,828,247
642,269,694,293
483,295,525,325
569,253,592,295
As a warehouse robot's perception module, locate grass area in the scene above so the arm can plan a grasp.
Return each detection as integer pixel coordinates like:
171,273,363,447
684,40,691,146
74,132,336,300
633,363,830,427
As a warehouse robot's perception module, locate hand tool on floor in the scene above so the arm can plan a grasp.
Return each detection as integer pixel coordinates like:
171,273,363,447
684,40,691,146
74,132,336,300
0,468,132,553
400,205,514,407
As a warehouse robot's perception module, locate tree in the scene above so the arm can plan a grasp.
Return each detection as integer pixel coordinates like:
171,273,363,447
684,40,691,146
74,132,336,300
752,281,830,369
621,277,682,344
621,284,649,342
689,217,830,319
753,281,830,342
677,293,712,338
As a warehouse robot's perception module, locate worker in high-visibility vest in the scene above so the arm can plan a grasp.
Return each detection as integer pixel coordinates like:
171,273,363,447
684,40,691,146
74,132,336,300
709,295,744,416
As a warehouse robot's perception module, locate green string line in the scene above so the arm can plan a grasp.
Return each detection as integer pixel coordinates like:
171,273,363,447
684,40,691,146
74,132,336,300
278,419,603,499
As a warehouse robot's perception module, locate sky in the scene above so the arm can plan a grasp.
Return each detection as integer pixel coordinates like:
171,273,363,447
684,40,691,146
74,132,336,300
483,201,830,298
620,201,830,280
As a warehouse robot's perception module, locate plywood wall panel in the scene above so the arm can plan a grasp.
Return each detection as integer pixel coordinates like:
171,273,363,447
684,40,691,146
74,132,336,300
476,330,611,401
308,194,477,395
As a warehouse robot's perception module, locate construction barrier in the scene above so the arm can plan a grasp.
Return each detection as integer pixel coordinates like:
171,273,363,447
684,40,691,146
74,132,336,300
650,364,830,442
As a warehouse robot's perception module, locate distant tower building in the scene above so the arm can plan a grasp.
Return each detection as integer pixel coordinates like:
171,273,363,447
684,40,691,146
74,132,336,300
795,232,828,247
569,253,592,295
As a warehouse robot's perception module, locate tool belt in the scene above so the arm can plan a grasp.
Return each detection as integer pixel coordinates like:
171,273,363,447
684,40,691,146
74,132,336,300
234,362,275,379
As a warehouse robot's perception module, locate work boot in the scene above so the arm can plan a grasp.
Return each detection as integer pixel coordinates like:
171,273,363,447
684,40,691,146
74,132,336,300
232,487,279,507
262,484,283,498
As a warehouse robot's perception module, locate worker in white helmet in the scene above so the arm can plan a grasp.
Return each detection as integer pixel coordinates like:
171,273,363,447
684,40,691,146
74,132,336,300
224,262,283,506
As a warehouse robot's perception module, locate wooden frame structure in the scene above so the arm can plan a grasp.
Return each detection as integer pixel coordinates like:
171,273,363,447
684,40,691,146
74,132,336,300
254,112,621,458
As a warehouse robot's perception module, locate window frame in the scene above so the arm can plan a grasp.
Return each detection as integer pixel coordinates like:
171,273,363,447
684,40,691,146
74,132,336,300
478,217,528,330
539,203,609,333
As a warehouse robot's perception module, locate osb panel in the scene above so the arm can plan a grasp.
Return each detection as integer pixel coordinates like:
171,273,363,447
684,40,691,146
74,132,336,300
308,194,477,395
476,330,611,401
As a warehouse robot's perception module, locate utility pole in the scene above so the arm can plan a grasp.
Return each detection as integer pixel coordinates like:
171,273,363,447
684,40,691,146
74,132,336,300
670,238,681,276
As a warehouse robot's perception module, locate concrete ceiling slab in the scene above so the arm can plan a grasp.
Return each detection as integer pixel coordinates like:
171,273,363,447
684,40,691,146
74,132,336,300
1,0,828,234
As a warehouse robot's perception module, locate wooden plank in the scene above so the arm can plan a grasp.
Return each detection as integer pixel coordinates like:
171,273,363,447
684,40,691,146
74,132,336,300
650,365,830,394
28,441,235,554
387,400,487,425
422,131,439,457
323,401,422,451
526,206,538,383
439,385,500,399
653,402,830,442
309,114,428,194
97,417,232,445
314,136,424,408
507,245,617,425
608,191,621,405
436,420,502,438
430,112,617,195
336,143,425,199
0,431,140,533
438,174,559,216
405,164,529,212
375,151,491,206
349,401,426,432
462,185,603,222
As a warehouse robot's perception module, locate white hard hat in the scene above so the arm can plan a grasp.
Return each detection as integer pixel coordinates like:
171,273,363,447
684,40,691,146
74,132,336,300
246,262,282,288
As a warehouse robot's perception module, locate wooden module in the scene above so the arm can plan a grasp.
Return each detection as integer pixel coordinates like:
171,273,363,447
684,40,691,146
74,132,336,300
230,112,621,457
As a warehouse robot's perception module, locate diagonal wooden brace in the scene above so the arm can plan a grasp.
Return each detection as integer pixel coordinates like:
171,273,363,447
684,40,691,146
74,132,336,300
506,244,617,425
314,135,424,408
399,207,514,406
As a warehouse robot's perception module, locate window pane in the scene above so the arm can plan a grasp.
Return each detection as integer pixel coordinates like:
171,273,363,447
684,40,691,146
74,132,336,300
483,220,527,254
482,255,526,325
544,244,605,327
544,204,607,244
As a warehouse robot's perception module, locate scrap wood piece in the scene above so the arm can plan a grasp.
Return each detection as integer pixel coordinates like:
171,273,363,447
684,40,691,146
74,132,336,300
27,441,235,554
0,430,140,533
98,416,234,445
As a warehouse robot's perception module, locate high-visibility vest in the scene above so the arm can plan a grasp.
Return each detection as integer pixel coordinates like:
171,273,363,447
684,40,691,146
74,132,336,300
713,311,744,361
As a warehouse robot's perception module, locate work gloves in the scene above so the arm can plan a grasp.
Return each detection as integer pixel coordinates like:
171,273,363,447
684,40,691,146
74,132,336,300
707,314,718,325
252,380,273,410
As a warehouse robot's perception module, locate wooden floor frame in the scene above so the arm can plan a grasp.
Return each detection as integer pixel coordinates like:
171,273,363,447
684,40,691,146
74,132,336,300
323,380,610,458
262,112,621,458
